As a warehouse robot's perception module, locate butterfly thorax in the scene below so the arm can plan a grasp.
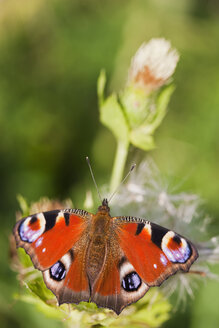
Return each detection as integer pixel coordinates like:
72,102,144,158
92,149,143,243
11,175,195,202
97,198,110,214
86,209,112,285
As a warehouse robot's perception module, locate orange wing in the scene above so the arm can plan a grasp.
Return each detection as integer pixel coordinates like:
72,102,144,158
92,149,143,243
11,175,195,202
14,209,91,304
115,217,198,286
14,209,88,270
91,245,149,314
90,216,198,314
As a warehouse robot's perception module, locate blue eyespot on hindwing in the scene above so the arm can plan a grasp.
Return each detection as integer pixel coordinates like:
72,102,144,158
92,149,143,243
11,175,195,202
49,261,66,281
122,272,142,292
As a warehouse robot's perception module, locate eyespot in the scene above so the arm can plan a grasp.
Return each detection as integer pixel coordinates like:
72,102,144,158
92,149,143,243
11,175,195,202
19,213,46,243
161,231,191,263
122,272,142,292
49,261,66,281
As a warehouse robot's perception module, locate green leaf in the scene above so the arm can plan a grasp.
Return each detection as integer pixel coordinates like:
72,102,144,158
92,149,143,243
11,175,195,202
100,93,129,142
131,302,171,328
27,278,54,303
129,84,175,151
17,248,34,268
14,294,65,319
17,194,29,217
75,301,99,313
97,69,106,106
148,84,175,133
130,128,155,151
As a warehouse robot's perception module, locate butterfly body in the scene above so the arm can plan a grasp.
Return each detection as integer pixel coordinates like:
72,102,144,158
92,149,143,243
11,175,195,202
86,203,112,285
13,199,198,314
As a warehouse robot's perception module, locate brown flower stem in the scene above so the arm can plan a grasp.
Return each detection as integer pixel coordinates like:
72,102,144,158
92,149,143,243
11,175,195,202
187,270,207,277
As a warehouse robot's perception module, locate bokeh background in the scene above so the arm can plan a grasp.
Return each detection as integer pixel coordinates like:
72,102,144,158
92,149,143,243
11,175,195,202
1,0,219,327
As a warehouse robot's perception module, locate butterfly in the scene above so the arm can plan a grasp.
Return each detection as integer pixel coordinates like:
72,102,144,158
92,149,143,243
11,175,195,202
13,197,198,314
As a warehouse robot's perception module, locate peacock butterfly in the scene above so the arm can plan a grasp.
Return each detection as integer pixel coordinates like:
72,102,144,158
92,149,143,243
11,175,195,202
13,198,198,314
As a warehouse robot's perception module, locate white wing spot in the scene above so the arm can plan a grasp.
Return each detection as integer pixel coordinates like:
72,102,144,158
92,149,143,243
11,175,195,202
36,237,43,247
160,254,168,266
144,222,151,236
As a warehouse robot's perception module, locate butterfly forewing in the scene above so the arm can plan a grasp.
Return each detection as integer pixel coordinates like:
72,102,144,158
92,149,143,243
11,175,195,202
14,209,90,271
114,216,198,287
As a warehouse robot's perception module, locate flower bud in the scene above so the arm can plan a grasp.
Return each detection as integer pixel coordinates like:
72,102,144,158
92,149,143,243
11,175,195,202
128,38,179,92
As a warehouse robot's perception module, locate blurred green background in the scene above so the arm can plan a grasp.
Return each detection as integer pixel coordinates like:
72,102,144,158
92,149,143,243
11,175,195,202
0,0,219,327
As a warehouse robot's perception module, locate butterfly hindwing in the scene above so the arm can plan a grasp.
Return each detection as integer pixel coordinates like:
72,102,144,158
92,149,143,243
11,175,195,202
91,247,149,314
43,245,90,305
115,216,198,287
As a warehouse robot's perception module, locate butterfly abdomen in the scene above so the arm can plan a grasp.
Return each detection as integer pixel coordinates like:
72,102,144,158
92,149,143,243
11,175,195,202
86,239,106,284
86,213,111,284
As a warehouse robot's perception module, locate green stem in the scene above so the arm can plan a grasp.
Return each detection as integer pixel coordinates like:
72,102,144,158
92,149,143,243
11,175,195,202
110,140,129,193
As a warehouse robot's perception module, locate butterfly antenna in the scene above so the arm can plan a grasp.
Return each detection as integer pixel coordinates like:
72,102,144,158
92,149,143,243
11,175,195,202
108,163,136,204
86,157,102,203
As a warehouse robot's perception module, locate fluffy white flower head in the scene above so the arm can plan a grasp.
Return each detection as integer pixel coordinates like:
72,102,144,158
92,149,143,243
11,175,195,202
129,38,179,91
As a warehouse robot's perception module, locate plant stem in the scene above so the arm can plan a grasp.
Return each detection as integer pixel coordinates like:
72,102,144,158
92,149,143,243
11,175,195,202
110,140,129,193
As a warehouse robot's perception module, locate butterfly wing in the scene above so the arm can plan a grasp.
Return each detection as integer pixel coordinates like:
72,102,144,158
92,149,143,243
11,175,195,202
43,233,90,305
14,209,199,314
92,215,198,314
13,209,91,304
91,242,149,315
115,216,198,287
